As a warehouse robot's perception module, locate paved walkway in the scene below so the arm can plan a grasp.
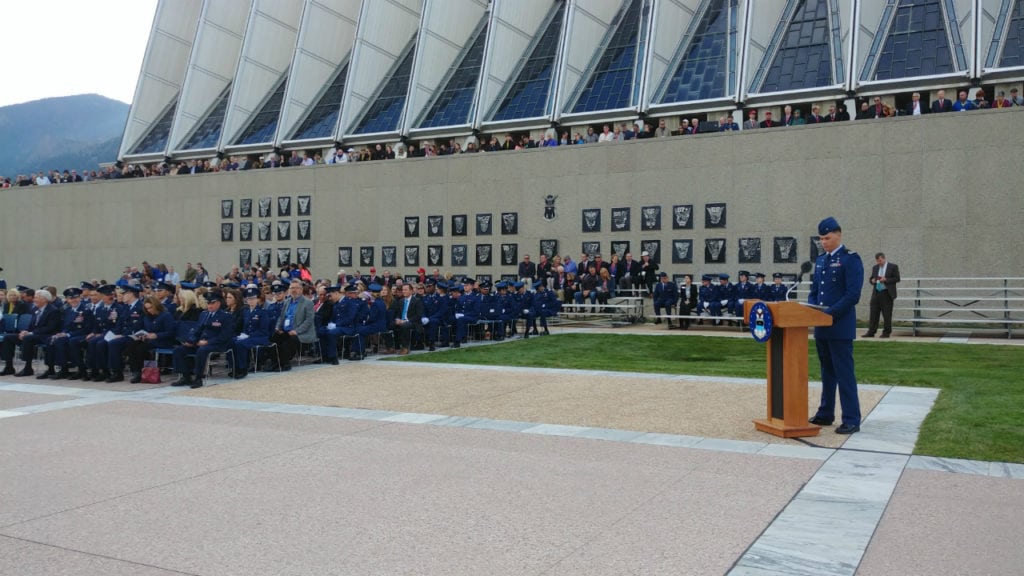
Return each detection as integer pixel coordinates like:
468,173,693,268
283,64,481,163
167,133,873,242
1,333,1021,575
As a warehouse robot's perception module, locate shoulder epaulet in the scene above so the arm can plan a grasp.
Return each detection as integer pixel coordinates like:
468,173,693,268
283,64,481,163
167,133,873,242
845,249,857,255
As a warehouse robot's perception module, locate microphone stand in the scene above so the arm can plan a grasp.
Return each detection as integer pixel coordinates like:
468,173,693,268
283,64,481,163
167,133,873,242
785,261,814,302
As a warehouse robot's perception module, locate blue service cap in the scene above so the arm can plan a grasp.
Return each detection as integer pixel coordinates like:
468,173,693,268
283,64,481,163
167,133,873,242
533,280,545,289
425,278,436,286
738,270,750,277
180,282,198,290
80,281,96,291
773,272,784,279
63,287,83,298
97,284,117,295
155,281,174,292
513,281,525,289
718,273,730,280
755,272,766,279
271,283,288,294
344,283,359,293
368,283,383,292
658,271,668,278
121,284,142,294
818,216,841,235
450,283,464,292
223,281,241,289
495,281,507,290
204,290,224,303
479,280,492,289
462,276,476,284
15,285,29,292
325,285,342,293
202,281,218,289
243,287,261,299
701,275,712,282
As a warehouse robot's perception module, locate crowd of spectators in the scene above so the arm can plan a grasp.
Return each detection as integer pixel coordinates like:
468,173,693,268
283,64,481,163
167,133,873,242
3,86,1020,189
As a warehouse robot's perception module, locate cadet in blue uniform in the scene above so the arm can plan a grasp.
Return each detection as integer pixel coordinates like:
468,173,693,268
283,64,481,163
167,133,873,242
231,287,273,377
41,287,94,379
717,273,737,320
496,282,516,339
752,273,769,301
477,281,502,341
103,284,146,382
172,290,236,389
453,277,480,347
513,282,534,338
733,271,757,317
356,284,387,359
425,281,450,350
155,281,177,315
696,274,717,321
652,272,678,328
808,216,864,434
768,272,788,302
531,280,560,334
85,284,119,381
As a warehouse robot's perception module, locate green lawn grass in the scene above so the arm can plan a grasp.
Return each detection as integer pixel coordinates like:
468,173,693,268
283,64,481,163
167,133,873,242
392,334,1024,463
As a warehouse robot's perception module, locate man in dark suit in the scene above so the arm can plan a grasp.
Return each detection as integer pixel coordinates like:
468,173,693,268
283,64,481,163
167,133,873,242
905,92,928,116
759,111,777,128
677,274,698,329
1,289,63,376
864,252,900,338
391,283,424,354
806,104,825,124
809,217,865,435
616,253,641,292
931,89,953,113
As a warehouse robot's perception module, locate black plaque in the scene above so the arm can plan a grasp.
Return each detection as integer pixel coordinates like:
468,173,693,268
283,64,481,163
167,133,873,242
296,248,310,267
221,223,233,242
221,199,233,219
539,239,558,259
276,248,291,268
705,238,726,263
240,198,252,218
640,206,661,231
500,212,518,235
500,243,518,265
640,240,661,263
404,246,419,267
239,222,252,242
611,241,630,260
277,196,291,217
277,221,290,241
672,204,693,229
258,197,272,218
381,246,396,267
705,203,727,228
739,237,762,264
404,216,420,238
239,249,251,268
611,207,630,232
582,241,601,257
297,220,311,241
427,245,443,267
296,195,311,216
476,213,493,236
451,244,468,267
672,239,693,264
427,215,443,237
338,247,353,267
258,221,271,242
582,208,601,233
256,248,271,268
452,214,467,236
475,244,492,266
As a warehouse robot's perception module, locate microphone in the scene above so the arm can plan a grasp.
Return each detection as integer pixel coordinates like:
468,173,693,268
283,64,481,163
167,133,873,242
785,261,813,301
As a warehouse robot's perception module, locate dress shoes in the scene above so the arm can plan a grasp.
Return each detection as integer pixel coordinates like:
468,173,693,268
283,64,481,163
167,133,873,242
0,365,15,376
879,333,891,339
171,376,192,387
280,363,292,371
190,378,204,389
428,345,436,352
328,358,339,365
809,416,834,426
37,369,55,380
862,332,875,338
234,369,247,379
453,342,461,348
835,424,860,435
106,372,125,383
398,348,410,355
15,367,34,377
55,370,71,380
129,374,143,384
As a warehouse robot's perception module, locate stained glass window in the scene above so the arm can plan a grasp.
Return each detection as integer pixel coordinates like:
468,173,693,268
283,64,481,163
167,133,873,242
291,62,349,140
181,86,230,150
571,0,642,113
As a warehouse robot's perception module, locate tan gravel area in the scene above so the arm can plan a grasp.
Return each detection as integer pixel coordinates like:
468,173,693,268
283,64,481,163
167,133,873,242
184,362,884,447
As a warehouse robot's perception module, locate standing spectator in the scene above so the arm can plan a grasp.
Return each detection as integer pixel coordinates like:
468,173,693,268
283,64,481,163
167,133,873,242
863,252,900,338
808,217,864,435
1009,87,1023,106
906,92,927,116
931,89,953,113
759,111,777,128
952,90,976,111
655,118,668,137
184,263,197,283
743,110,759,129
973,88,990,109
992,90,1012,108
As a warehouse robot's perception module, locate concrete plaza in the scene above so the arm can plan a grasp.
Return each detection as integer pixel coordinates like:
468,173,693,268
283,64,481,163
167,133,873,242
1,329,1021,575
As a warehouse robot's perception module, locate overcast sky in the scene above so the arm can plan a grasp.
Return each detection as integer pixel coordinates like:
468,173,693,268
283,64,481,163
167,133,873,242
1,0,158,107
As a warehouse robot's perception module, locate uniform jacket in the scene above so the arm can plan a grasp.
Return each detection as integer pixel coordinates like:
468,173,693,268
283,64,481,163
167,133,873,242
809,245,864,340
191,309,236,348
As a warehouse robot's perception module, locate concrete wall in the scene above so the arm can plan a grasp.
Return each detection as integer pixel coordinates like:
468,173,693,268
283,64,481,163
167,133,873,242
3,109,1023,307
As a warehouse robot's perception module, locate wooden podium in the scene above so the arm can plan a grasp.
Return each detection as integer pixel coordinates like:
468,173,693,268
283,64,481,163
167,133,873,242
743,300,833,438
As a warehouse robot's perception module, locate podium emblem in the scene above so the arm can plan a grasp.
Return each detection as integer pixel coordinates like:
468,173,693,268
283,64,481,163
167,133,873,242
749,302,773,343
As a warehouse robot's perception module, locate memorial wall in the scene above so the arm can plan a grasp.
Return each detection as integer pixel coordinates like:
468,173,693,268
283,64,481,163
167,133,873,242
2,109,1022,308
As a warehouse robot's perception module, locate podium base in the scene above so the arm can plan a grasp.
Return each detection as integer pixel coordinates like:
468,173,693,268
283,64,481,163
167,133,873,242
753,418,821,438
